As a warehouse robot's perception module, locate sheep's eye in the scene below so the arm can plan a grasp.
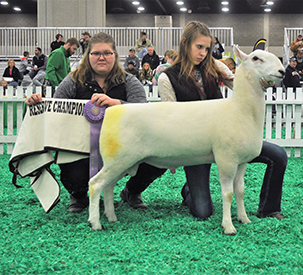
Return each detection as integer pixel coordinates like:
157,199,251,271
252,56,263,62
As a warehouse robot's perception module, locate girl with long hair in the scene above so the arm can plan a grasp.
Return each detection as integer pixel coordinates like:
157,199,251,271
158,21,287,220
26,32,166,213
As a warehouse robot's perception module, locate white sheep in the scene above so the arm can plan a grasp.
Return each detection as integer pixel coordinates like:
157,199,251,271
88,46,285,235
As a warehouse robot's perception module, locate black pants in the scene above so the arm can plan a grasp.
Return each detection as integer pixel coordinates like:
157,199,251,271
60,141,287,218
250,141,287,216
179,141,287,218
59,159,166,199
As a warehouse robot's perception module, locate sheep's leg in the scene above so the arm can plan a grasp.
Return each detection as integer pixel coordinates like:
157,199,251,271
234,163,251,224
88,171,105,231
103,176,124,222
217,161,238,235
88,168,120,230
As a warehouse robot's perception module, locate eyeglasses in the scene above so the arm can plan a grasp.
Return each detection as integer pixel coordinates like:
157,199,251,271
90,52,114,58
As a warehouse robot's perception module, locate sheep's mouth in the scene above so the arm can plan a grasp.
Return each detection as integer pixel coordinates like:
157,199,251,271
269,74,284,79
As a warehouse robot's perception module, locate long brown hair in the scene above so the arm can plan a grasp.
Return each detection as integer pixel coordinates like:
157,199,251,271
139,62,153,81
71,32,126,87
172,21,226,82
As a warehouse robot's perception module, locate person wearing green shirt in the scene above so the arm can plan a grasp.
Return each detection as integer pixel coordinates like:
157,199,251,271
46,37,79,94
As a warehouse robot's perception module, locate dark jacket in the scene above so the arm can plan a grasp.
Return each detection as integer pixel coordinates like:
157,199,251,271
32,54,48,71
164,63,222,101
295,59,303,79
74,71,127,101
3,66,20,82
283,65,301,89
212,43,225,59
125,68,139,79
50,40,65,52
141,51,160,70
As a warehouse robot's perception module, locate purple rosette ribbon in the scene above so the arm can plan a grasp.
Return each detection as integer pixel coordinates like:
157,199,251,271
84,101,106,123
84,101,107,178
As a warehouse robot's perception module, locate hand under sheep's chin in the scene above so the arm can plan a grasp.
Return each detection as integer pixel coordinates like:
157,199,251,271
260,77,275,91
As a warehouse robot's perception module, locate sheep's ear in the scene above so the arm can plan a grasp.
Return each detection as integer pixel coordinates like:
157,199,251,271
233,45,248,62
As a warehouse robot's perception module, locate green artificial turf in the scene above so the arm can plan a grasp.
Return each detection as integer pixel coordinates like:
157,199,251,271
1,152,303,275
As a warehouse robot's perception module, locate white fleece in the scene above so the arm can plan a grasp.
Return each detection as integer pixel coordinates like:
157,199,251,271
88,46,285,235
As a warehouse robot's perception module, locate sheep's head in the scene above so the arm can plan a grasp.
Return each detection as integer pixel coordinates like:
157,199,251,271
233,45,285,83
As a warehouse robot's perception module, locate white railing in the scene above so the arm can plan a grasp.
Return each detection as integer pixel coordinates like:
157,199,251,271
1,85,303,157
0,27,234,59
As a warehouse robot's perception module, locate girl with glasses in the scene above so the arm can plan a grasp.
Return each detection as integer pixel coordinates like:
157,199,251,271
26,32,166,213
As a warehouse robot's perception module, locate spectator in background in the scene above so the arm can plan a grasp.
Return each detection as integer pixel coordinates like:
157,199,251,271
125,60,139,79
28,47,48,92
46,37,80,94
0,79,8,93
295,48,303,79
19,51,32,81
139,62,153,92
212,37,225,59
28,47,47,80
135,31,153,59
153,49,178,85
290,34,303,54
141,47,160,70
219,57,236,74
124,48,140,71
2,59,20,88
50,34,65,52
79,31,91,54
283,56,301,89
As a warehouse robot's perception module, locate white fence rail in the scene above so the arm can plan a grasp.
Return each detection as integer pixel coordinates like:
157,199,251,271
0,27,234,59
1,86,303,157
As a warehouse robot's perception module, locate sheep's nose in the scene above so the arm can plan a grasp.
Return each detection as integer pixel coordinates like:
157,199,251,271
279,69,285,76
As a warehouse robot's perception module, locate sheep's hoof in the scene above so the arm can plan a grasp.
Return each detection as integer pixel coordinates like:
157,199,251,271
222,224,237,235
88,220,103,231
104,212,118,223
238,217,251,224
225,231,237,236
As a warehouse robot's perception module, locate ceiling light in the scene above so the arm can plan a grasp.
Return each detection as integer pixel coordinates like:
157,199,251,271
264,8,271,12
266,1,274,5
222,7,229,12
0,1,8,5
180,7,187,11
14,7,21,11
176,1,184,5
221,1,229,5
137,6,145,11
132,1,140,5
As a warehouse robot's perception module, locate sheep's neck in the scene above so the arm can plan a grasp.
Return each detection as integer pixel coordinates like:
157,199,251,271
232,66,266,126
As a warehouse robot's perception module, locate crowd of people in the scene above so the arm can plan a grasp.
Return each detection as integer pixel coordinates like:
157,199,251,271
24,22,287,226
283,34,303,89
0,30,227,95
3,29,301,95
1,34,81,93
